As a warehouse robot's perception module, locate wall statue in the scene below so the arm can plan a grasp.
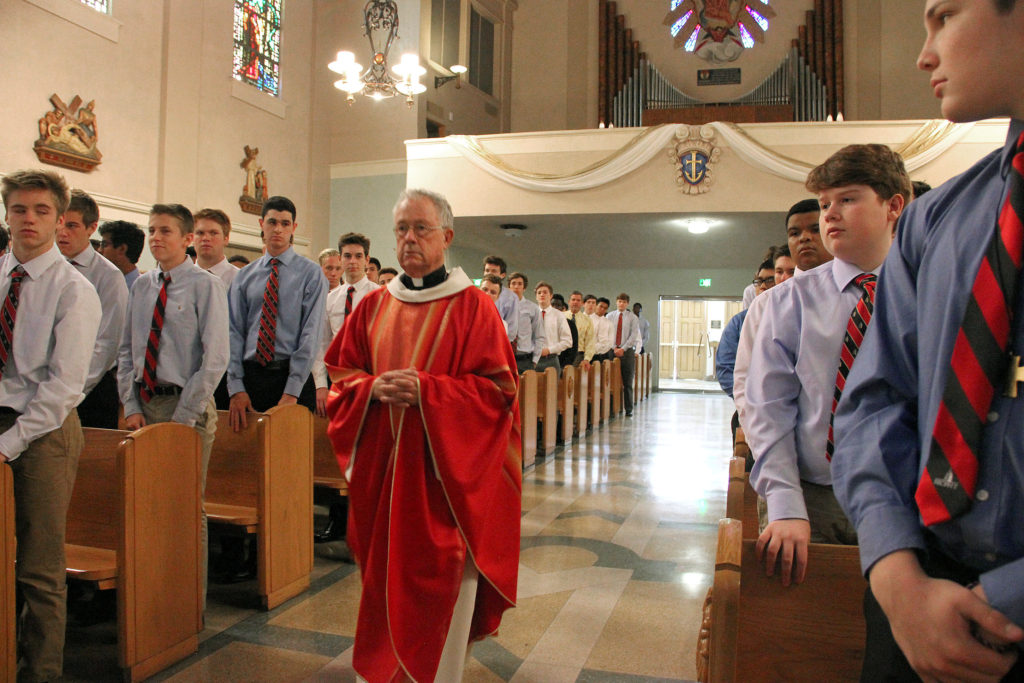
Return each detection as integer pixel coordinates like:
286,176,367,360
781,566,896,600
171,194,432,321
34,94,103,172
239,145,269,215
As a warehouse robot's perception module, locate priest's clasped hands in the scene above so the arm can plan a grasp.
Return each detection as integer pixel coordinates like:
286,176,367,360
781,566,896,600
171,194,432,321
372,367,420,408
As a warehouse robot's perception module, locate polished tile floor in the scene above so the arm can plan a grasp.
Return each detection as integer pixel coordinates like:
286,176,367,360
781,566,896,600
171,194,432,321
63,392,733,682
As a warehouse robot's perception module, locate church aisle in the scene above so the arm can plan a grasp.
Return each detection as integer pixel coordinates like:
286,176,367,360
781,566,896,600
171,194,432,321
64,392,731,682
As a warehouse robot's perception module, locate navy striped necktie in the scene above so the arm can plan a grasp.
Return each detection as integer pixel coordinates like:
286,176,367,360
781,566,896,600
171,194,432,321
826,273,876,461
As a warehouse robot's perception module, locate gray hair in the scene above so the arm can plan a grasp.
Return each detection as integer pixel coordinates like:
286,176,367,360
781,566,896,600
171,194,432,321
394,188,454,230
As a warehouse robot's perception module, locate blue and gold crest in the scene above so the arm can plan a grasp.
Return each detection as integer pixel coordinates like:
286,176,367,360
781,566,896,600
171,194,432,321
679,150,709,185
670,125,720,194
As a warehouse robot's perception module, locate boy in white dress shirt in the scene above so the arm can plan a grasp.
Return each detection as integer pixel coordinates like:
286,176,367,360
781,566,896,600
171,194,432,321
743,145,910,585
118,203,230,608
1,169,101,682
59,189,129,429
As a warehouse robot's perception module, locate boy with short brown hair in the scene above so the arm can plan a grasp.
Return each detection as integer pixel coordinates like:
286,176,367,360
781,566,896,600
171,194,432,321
744,144,910,585
117,202,229,609
1,169,101,681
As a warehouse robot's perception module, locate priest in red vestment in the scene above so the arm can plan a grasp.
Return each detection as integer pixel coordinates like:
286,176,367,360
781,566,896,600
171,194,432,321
325,188,521,682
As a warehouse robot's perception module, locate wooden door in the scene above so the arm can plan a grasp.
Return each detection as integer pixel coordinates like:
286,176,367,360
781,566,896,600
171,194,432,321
659,300,708,380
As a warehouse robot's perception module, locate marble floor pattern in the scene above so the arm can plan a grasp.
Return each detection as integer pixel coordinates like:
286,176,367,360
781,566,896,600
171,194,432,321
62,391,732,682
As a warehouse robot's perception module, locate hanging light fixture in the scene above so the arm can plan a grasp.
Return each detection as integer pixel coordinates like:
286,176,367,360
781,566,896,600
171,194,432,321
328,0,426,106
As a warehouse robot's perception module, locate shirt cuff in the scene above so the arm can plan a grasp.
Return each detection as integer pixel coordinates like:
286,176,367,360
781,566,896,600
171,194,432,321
855,504,926,577
284,377,306,398
765,487,809,522
979,558,1024,627
0,432,25,462
227,376,245,397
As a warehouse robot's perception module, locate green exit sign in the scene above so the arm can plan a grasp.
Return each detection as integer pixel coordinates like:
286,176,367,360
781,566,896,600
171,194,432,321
698,278,712,288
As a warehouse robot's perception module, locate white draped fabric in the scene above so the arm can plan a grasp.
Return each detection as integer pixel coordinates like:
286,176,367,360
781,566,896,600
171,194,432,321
444,121,976,193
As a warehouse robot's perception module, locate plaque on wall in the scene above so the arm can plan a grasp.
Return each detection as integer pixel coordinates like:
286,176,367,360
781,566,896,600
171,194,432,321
34,94,102,173
697,69,741,86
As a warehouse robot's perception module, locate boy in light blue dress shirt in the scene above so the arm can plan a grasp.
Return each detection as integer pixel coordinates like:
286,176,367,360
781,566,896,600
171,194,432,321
744,144,910,587
117,203,230,609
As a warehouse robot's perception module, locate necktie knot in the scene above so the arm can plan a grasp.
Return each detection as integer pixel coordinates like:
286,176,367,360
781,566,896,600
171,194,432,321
159,271,171,284
10,266,25,284
270,258,280,268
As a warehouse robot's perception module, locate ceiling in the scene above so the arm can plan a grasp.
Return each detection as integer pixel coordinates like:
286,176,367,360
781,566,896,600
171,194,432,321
452,211,788,271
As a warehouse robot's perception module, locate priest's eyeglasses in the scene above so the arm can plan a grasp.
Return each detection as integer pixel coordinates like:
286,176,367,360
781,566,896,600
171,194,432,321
394,223,443,238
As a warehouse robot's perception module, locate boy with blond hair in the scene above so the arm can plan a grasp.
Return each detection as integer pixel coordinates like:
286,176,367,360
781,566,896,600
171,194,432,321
744,144,910,586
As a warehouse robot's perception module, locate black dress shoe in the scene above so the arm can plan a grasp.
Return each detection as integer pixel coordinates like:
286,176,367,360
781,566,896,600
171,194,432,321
314,518,345,543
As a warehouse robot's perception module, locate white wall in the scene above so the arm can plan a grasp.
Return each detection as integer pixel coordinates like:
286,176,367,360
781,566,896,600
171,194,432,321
1,0,318,264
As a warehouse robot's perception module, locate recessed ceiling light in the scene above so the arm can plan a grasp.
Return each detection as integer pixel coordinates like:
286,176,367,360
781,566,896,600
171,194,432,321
679,218,715,234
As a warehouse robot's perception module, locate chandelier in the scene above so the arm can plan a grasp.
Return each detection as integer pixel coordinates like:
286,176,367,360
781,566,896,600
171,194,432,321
328,0,426,106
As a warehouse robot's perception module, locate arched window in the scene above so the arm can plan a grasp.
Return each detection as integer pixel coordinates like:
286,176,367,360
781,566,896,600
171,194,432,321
233,0,282,96
79,0,110,12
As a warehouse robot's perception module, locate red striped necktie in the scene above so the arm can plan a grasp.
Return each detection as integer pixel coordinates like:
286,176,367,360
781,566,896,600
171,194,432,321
916,131,1024,525
256,258,280,366
344,285,355,316
140,272,170,403
0,266,26,381
826,273,876,461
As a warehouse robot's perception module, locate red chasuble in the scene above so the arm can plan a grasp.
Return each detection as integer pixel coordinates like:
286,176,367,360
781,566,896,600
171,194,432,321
325,268,522,682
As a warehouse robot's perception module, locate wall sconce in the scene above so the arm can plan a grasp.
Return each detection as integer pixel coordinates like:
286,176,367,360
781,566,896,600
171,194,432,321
435,64,468,90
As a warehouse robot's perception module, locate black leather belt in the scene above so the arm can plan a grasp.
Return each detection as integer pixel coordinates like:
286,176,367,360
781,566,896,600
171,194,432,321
150,384,182,397
244,359,290,372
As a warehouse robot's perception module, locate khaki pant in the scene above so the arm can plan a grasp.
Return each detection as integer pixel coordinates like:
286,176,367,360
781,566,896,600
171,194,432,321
138,396,217,610
756,482,857,546
4,410,83,683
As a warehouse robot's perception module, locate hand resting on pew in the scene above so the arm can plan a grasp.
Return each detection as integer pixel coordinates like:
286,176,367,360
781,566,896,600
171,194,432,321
869,549,1022,683
124,413,146,430
755,518,810,587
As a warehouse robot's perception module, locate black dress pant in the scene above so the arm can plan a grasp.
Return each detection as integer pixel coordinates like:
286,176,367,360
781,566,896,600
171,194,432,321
76,369,119,429
862,547,1024,682
241,360,317,413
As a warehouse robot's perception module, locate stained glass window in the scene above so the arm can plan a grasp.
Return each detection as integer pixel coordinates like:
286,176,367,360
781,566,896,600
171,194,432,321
79,0,110,12
233,0,282,97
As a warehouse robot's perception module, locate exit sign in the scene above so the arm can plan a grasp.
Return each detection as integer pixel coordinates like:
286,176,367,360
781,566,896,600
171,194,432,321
699,278,712,288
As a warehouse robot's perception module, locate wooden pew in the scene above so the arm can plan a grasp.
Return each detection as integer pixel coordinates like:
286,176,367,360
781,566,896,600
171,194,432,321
610,357,622,415
574,362,589,436
646,352,653,397
702,518,866,683
633,353,641,404
725,456,760,540
313,415,348,496
588,360,602,429
2,464,14,683
519,370,538,470
601,358,612,421
534,366,558,458
207,404,313,610
557,365,575,444
67,424,203,682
